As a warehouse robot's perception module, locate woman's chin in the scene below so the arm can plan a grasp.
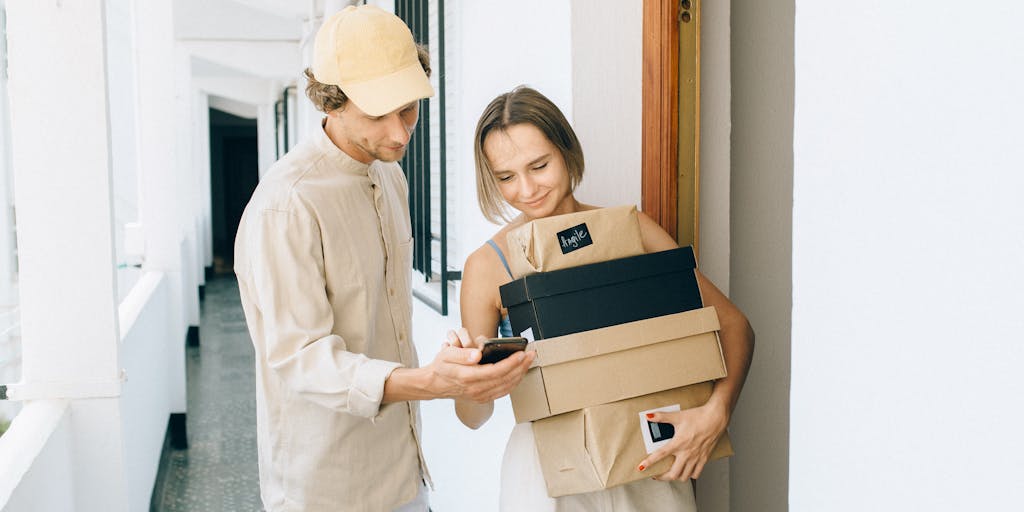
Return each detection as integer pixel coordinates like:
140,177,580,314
518,203,554,219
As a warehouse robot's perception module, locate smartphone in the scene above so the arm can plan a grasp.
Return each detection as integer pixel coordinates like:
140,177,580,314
478,337,528,365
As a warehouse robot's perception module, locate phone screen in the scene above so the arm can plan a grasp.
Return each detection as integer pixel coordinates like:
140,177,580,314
479,337,528,365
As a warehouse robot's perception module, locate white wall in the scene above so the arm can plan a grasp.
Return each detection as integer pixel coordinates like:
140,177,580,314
0,402,75,512
695,3,733,510
449,0,574,266
570,0,642,209
118,273,176,512
729,0,794,510
789,2,1024,510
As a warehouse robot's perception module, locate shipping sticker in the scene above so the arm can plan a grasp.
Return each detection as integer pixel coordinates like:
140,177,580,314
519,327,535,342
556,222,593,255
639,404,681,454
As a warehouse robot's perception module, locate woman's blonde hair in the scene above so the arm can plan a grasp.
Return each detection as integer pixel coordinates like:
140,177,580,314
473,86,584,224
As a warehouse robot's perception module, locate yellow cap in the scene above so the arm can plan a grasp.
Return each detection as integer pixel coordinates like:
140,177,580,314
312,5,435,116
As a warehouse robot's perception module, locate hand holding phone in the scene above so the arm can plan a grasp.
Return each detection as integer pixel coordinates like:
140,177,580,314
478,337,528,365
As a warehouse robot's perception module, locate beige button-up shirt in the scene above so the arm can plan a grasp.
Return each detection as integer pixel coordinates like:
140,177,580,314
235,124,430,511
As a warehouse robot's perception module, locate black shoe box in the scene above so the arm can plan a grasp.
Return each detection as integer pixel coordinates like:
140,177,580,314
499,247,703,340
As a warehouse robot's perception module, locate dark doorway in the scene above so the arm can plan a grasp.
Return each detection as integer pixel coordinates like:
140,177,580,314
209,107,259,275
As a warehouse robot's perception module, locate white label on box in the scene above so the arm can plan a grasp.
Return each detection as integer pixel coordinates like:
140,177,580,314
519,327,535,342
639,404,681,454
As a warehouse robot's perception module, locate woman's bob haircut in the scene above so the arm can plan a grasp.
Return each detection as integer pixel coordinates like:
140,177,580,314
473,86,584,224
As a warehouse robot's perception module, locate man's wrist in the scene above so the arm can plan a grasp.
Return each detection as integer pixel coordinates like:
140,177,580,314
383,366,435,403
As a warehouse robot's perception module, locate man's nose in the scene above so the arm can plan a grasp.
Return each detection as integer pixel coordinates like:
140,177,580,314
385,114,412,146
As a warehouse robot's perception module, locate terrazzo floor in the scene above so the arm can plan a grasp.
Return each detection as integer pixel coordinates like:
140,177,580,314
153,276,263,512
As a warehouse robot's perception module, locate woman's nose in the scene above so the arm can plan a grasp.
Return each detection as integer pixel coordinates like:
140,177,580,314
518,175,537,198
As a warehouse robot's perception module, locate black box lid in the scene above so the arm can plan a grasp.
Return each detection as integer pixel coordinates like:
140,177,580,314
499,246,696,308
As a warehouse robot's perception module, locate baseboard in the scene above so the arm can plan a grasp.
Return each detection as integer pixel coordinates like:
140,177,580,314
187,325,200,347
170,412,188,449
150,413,188,511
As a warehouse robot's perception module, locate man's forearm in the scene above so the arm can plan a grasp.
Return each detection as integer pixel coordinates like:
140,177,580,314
382,367,438,403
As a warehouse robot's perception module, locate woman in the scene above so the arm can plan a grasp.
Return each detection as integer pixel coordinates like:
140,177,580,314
457,86,754,511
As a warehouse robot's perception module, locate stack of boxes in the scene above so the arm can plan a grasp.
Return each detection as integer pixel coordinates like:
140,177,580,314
499,206,733,497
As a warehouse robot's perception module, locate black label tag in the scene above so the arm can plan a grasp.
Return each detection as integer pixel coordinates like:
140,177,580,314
556,222,593,254
647,421,675,442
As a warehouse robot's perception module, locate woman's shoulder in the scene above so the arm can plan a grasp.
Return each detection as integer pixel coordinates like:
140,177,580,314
465,237,507,279
462,237,514,311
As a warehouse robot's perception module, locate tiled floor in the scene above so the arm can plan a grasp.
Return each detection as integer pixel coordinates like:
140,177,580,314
153,276,263,512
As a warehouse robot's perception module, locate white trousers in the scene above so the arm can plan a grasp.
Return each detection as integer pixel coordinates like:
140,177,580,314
499,423,697,512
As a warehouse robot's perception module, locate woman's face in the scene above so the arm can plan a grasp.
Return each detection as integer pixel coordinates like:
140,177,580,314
483,123,574,220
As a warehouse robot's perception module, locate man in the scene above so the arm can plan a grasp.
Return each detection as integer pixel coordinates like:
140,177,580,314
234,6,534,511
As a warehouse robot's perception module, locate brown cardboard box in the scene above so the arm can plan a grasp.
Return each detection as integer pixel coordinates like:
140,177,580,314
505,205,644,278
510,307,727,423
531,383,735,497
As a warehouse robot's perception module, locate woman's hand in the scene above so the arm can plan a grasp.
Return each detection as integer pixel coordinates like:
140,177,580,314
636,400,729,481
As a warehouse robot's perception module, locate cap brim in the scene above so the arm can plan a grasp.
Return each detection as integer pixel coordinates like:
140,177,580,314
341,63,435,117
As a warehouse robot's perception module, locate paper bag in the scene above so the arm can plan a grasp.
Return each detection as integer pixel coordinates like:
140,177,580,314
531,383,734,497
504,205,644,278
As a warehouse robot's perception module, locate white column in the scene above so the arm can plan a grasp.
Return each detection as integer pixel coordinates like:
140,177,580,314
134,0,188,414
0,11,15,300
175,46,201,327
194,92,213,276
5,1,128,510
256,103,276,179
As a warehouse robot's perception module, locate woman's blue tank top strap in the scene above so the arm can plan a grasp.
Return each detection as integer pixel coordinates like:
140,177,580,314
485,239,514,279
498,315,514,338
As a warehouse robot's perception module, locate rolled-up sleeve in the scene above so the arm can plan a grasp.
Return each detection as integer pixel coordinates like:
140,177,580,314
248,206,398,418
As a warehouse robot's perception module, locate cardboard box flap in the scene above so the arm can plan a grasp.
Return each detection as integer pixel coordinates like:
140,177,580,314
500,247,696,308
530,307,720,368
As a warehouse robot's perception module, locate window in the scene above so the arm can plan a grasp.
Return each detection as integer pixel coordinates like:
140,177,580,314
395,0,458,315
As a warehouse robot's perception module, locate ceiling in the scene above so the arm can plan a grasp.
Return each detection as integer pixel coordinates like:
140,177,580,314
228,0,328,21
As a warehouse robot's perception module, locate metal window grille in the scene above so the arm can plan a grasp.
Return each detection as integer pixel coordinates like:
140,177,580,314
395,0,457,315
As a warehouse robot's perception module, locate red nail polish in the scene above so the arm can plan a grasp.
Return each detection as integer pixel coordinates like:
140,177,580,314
637,464,645,472
645,413,655,419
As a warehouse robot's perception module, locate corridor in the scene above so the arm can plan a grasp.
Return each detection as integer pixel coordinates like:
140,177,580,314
152,277,262,511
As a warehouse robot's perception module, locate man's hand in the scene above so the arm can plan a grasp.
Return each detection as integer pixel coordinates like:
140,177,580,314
426,328,535,403
383,328,535,403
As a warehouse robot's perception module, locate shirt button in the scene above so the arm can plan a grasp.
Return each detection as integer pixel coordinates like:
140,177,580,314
388,288,395,297
398,332,405,341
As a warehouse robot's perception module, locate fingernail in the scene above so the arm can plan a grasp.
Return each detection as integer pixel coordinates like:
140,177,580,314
645,413,655,419
637,464,645,472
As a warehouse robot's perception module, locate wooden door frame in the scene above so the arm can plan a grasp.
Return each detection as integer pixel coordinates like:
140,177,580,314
642,0,680,239
643,0,699,247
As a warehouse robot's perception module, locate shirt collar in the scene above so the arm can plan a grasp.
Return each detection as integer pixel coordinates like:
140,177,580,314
315,118,372,176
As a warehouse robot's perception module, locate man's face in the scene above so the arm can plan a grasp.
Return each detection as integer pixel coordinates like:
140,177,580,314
327,100,420,164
